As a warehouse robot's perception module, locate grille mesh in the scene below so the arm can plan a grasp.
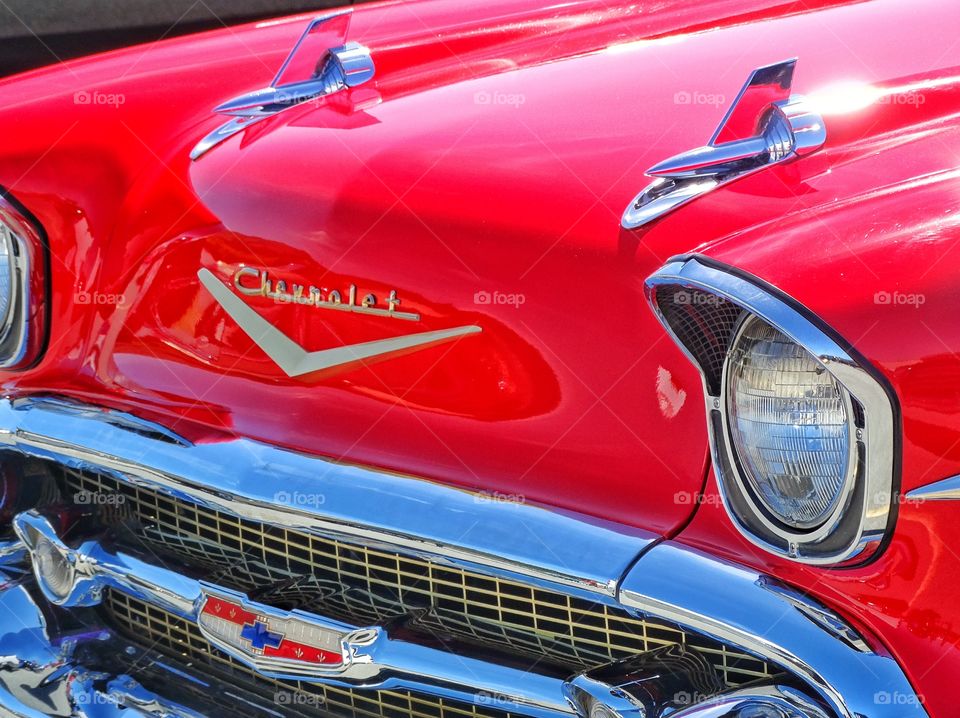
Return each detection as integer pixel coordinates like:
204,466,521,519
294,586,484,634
105,591,514,718
654,285,744,395
61,466,773,691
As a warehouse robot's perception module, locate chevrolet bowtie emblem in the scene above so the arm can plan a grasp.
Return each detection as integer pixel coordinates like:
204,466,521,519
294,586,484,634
198,268,481,377
198,592,348,669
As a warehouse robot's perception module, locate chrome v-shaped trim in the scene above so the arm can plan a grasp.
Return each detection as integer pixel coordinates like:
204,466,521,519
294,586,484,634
198,268,480,377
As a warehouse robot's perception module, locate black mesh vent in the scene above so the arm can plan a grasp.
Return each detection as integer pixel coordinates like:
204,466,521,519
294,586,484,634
654,285,744,395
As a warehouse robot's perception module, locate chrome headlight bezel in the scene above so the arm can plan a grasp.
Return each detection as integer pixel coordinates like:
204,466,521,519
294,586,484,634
645,257,897,566
0,192,46,370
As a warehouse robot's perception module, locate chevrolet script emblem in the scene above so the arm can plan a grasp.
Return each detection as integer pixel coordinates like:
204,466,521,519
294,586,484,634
198,268,481,377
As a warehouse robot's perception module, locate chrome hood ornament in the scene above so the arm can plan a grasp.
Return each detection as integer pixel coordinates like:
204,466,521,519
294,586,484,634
191,10,375,160
622,59,826,229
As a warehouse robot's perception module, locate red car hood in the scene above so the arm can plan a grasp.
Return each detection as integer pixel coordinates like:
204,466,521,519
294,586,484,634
0,0,957,536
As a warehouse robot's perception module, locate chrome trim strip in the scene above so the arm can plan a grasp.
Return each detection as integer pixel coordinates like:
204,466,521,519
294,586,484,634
0,538,26,566
188,114,270,161
11,512,574,718
645,258,896,565
621,542,928,718
906,474,960,500
0,397,653,599
755,577,870,653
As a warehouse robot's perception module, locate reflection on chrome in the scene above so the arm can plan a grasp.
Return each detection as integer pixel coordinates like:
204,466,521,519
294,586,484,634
0,574,204,718
11,511,574,717
0,397,926,718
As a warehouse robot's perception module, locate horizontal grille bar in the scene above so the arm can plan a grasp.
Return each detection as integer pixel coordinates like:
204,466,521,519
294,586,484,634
0,397,928,718
61,464,774,687
105,590,515,718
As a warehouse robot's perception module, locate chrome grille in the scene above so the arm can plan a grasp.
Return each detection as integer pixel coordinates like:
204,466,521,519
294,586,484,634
104,591,514,718
62,465,774,687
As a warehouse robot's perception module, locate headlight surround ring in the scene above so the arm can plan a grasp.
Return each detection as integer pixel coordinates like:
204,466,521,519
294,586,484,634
0,191,47,370
645,256,897,566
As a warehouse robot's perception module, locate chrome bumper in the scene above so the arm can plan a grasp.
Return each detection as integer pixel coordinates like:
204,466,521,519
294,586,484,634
0,572,204,718
9,511,571,717
0,397,928,718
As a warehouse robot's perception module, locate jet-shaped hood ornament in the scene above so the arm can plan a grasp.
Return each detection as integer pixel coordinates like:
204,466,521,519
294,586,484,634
622,59,826,229
191,10,375,160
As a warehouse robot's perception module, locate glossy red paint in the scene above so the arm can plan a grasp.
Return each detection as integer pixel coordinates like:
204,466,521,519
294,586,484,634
0,0,959,711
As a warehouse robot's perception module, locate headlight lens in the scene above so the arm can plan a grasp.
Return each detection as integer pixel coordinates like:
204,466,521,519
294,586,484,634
0,194,46,370
0,226,14,335
726,316,853,530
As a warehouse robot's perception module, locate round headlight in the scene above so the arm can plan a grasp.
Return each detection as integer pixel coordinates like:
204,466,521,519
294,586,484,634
0,226,15,335
725,315,854,530
647,258,897,564
0,195,46,370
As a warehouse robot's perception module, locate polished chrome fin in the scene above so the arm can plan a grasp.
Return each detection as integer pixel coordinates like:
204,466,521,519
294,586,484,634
710,59,795,145
621,59,825,229
191,10,375,160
